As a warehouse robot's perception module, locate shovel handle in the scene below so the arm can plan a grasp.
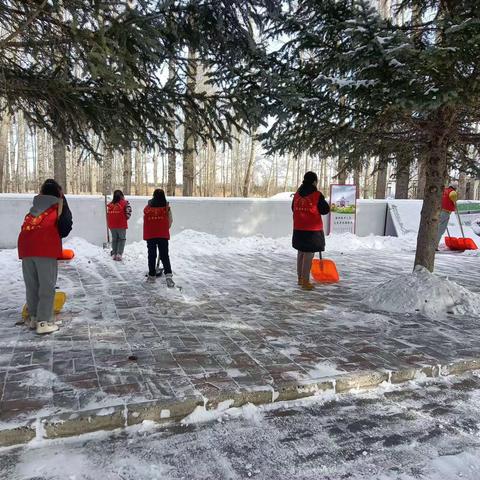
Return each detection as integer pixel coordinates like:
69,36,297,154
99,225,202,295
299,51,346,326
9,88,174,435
455,205,466,238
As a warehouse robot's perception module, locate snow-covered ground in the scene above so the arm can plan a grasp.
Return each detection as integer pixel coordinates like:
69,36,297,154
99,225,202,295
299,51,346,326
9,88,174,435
1,231,480,418
2,372,480,479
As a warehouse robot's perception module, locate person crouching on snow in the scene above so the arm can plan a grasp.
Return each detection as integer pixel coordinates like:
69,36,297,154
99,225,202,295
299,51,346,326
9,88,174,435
17,179,71,334
292,171,330,291
107,189,132,261
143,189,174,287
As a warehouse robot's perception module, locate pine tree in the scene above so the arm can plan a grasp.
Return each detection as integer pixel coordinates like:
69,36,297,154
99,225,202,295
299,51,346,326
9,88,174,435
264,0,480,272
0,1,274,159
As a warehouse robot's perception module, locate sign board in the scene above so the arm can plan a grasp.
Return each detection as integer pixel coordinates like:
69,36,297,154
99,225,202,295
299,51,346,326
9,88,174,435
329,184,357,234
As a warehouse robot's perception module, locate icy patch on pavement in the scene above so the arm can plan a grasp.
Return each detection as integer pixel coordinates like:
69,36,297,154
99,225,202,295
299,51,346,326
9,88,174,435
365,266,480,319
306,361,347,378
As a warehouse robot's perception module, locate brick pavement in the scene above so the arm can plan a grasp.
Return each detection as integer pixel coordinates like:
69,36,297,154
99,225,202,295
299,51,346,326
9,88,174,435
1,246,479,440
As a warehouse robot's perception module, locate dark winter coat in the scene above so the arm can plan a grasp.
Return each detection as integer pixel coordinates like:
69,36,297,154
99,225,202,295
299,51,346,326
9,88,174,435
291,184,330,253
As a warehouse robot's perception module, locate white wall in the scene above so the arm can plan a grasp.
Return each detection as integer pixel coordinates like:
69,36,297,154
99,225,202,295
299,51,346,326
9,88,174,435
0,194,387,248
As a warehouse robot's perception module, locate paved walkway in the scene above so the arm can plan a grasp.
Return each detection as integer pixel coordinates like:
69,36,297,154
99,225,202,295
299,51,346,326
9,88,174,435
1,244,480,436
3,372,480,479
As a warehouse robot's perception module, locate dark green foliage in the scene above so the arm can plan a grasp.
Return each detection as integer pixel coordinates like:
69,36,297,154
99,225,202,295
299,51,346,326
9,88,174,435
263,0,480,174
0,0,276,155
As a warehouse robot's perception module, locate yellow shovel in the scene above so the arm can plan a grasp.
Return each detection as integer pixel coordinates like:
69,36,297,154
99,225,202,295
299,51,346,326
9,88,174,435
22,291,67,319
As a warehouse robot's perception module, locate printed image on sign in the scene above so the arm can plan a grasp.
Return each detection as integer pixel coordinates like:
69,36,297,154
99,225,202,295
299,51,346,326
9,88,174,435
329,184,357,234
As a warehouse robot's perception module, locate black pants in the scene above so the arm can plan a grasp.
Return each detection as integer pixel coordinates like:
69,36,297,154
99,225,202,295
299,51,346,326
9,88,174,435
147,238,172,276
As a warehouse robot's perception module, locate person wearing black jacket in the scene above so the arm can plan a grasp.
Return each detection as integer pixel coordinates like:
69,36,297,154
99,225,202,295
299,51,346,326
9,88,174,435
291,172,330,290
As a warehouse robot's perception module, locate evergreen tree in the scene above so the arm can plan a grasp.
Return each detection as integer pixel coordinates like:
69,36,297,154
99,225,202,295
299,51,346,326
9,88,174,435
0,0,274,158
264,0,480,271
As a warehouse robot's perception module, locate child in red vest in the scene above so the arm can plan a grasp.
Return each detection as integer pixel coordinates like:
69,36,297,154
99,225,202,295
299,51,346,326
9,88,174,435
106,190,132,261
143,189,174,287
17,179,72,334
292,171,330,290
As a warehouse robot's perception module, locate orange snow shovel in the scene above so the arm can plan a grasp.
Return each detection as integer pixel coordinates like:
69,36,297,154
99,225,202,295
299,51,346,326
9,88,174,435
58,249,75,260
456,207,478,250
444,227,463,251
445,208,478,251
311,252,339,283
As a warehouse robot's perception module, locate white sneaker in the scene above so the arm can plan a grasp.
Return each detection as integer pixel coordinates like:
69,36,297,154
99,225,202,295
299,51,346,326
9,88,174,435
36,321,59,335
146,275,156,283
116,254,123,261
29,316,37,330
166,275,175,288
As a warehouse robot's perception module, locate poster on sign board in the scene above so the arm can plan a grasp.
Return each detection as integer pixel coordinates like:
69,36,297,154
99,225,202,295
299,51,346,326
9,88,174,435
329,184,357,234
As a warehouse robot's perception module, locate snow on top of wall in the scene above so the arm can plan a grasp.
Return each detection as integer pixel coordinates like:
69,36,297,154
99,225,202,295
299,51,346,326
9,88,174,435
364,266,480,319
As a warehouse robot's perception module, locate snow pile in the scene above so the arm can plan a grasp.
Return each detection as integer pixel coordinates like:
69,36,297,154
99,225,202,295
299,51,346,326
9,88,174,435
63,230,416,260
326,232,416,253
365,266,480,319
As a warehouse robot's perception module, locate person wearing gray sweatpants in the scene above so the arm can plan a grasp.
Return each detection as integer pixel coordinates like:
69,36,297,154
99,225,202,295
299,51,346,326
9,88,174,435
111,228,127,256
22,257,58,325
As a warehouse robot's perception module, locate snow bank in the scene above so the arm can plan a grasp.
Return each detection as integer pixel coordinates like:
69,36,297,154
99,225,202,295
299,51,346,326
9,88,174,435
365,266,480,319
65,230,416,263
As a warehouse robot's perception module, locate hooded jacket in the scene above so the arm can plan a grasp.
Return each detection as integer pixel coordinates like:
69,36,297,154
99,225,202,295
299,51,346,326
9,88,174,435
18,195,63,258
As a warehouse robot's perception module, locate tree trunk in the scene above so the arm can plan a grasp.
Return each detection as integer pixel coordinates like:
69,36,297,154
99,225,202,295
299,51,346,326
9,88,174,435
53,138,67,192
375,155,388,199
103,148,113,196
183,47,197,196
416,155,426,199
414,139,448,272
0,115,9,192
457,171,467,199
337,157,348,184
242,132,256,197
123,149,132,194
395,155,411,199
18,112,27,192
353,167,361,199
37,129,46,187
135,149,142,195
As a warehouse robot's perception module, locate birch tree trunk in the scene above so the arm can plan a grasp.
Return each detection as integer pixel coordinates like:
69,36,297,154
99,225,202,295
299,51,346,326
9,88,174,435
18,112,27,192
103,148,113,196
135,149,142,195
0,115,9,192
123,149,133,194
183,47,197,196
37,130,47,187
242,132,256,197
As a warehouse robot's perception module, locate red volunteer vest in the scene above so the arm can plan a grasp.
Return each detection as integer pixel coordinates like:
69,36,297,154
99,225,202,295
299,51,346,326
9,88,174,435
441,187,456,212
143,205,170,240
107,199,128,229
18,205,62,259
293,191,323,231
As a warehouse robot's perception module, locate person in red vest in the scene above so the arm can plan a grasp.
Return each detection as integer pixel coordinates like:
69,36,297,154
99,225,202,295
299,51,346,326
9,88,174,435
106,190,132,261
437,182,458,250
292,171,330,290
18,180,68,334
143,188,174,287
